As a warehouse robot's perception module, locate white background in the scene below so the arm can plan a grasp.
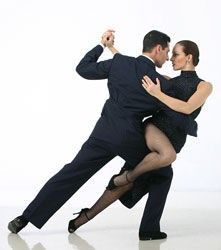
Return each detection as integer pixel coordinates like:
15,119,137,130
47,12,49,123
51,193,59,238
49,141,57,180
0,0,220,207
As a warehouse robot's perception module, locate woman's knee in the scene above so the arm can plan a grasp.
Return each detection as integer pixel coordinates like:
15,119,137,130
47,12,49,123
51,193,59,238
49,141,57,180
162,149,177,165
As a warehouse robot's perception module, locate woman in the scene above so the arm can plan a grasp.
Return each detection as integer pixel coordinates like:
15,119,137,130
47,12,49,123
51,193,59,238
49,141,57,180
68,37,212,233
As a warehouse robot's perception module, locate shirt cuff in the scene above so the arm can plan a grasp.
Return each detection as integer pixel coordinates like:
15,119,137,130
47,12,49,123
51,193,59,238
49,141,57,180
99,43,105,49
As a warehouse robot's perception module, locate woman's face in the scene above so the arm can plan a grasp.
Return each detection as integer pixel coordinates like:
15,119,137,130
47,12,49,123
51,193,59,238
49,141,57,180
170,43,191,71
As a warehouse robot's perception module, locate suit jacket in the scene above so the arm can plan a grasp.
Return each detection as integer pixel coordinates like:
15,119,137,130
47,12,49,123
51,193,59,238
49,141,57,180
76,45,172,114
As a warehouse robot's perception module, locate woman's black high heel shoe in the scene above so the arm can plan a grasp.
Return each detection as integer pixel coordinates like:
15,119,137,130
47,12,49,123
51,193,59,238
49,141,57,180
68,208,90,233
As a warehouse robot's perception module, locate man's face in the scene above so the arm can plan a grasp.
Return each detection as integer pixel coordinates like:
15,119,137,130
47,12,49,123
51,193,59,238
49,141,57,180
155,43,170,68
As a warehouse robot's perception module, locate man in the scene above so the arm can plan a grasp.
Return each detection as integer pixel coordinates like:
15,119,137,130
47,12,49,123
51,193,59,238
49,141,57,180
8,30,176,240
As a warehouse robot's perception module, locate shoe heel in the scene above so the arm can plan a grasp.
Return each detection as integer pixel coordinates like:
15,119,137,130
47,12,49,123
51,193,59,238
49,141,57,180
68,208,90,233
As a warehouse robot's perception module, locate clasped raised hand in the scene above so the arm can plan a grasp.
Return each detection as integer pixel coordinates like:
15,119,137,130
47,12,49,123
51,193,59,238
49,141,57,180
101,29,115,48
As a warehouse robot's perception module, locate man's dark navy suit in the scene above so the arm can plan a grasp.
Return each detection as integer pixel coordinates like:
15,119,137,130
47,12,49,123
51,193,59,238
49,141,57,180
23,45,176,233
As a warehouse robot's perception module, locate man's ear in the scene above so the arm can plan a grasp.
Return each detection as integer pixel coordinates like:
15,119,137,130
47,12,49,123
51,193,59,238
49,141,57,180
156,44,162,54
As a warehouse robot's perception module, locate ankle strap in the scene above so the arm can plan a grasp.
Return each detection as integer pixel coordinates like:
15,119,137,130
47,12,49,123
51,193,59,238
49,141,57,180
82,208,90,221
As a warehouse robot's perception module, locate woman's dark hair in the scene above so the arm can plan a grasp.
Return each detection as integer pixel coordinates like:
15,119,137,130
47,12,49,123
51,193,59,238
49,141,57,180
177,40,200,66
143,30,170,52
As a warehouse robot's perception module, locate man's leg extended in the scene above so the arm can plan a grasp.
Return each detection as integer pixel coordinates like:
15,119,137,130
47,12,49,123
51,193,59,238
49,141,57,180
13,137,116,230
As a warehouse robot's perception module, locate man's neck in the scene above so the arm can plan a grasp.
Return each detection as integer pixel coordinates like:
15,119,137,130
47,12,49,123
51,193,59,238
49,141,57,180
142,53,155,64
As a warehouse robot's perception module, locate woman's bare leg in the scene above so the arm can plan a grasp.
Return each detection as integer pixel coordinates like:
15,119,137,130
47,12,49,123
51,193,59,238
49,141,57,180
114,123,176,186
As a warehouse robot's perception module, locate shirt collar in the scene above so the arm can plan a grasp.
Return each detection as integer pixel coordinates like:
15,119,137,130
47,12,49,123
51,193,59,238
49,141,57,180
141,54,155,64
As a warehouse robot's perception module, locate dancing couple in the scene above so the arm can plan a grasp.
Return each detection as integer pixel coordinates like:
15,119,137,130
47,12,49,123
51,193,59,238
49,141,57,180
8,29,212,240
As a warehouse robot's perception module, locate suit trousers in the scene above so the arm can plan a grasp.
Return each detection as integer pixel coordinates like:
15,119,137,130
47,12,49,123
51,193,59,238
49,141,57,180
22,135,172,232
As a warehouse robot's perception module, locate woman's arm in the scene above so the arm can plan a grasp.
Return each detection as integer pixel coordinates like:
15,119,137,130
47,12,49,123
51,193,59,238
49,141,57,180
108,45,120,55
142,75,213,114
105,35,120,55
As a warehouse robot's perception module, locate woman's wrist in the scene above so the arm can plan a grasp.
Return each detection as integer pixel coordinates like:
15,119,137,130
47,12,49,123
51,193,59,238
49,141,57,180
150,89,161,99
108,46,119,55
155,91,165,100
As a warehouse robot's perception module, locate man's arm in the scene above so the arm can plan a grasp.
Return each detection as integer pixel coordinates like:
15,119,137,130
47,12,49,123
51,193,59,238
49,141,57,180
76,45,113,80
76,30,116,80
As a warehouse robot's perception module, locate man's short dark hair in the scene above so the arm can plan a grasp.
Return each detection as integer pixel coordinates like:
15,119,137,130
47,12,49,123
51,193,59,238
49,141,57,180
143,30,171,52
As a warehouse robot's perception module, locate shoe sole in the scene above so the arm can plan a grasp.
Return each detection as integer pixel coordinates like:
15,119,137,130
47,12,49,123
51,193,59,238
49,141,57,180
139,236,167,241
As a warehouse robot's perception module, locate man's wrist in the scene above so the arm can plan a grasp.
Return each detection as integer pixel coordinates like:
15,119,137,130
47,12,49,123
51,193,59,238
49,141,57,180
99,43,106,49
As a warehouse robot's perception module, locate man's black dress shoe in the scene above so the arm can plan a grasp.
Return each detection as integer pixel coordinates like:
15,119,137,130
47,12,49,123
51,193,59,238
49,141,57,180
106,167,128,190
8,216,28,234
106,174,120,190
106,170,132,190
139,231,167,240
